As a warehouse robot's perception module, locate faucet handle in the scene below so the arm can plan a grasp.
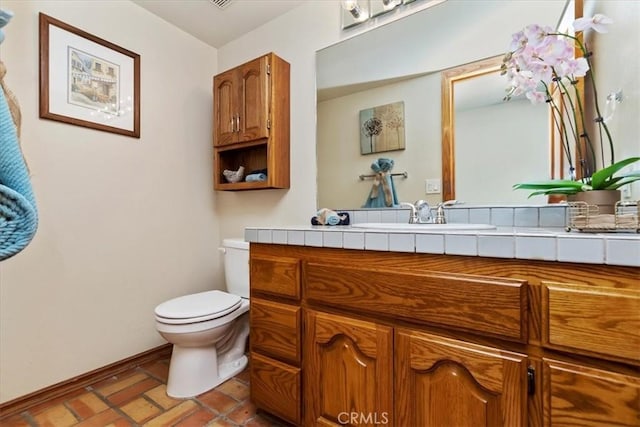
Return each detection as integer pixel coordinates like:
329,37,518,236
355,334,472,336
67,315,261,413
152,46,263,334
434,200,462,224
400,202,417,223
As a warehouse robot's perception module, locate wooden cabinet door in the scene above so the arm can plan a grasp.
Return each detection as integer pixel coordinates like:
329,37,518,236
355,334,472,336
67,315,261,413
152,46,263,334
237,56,269,143
543,358,640,427
396,328,528,427
305,310,393,426
213,68,237,146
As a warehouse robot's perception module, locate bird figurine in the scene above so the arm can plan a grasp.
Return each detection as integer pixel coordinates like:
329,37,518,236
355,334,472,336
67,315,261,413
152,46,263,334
223,166,245,183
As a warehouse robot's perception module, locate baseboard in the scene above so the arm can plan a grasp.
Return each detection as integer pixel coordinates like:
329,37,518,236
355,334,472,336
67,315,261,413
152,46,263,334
0,343,172,419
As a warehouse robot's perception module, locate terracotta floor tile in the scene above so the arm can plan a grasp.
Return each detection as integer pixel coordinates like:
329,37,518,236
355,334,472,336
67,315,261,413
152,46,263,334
172,407,217,427
217,379,249,401
207,418,239,427
73,408,121,427
104,419,134,427
106,377,161,406
26,387,88,416
0,413,31,427
234,368,250,384
226,401,257,425
97,372,149,396
119,397,162,424
140,360,170,382
197,389,238,414
10,354,261,427
32,404,78,427
142,400,198,426
144,384,181,410
67,391,109,420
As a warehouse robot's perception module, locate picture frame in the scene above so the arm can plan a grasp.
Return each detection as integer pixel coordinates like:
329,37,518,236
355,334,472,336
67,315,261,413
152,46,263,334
359,101,405,155
39,13,140,138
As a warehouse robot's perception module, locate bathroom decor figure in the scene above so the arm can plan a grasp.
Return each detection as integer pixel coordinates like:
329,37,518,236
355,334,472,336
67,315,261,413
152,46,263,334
359,101,405,154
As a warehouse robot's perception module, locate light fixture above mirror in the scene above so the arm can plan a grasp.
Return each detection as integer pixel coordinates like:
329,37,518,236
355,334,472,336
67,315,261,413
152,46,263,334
341,0,417,29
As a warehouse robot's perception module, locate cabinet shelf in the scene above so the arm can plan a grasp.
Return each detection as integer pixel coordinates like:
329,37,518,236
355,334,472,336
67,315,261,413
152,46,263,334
213,53,290,191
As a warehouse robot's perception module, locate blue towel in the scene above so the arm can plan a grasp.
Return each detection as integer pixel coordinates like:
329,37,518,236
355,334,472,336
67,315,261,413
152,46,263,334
362,158,399,208
245,173,267,182
0,84,38,260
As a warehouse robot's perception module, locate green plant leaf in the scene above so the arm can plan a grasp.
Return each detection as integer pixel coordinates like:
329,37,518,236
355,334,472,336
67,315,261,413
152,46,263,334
525,187,584,198
513,180,585,190
590,157,640,190
603,173,640,190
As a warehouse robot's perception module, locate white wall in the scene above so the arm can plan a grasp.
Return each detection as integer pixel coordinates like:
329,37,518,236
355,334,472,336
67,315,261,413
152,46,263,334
214,1,340,234
586,0,640,199
456,100,549,204
0,1,219,402
318,73,442,208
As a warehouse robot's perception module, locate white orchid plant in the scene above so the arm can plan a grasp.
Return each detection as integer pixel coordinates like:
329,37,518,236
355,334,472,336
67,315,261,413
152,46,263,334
502,14,640,197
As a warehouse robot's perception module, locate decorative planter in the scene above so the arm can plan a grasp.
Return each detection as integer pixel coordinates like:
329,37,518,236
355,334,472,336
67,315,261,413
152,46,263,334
567,190,621,215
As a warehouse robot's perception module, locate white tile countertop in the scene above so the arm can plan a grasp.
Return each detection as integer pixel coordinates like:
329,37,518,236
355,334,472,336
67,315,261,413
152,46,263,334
244,225,640,267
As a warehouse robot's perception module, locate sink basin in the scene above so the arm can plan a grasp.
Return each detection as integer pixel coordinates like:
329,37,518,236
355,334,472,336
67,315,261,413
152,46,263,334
351,223,497,231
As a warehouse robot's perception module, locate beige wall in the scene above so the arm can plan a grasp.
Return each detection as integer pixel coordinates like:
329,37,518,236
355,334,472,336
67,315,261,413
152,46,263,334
317,73,442,209
587,0,640,199
0,1,219,402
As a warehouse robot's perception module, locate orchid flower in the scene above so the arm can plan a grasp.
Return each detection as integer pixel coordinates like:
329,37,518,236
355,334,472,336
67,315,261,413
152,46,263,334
573,14,613,33
503,14,618,183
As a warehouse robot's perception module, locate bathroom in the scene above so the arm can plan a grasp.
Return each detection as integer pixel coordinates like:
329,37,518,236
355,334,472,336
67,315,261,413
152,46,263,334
1,0,638,425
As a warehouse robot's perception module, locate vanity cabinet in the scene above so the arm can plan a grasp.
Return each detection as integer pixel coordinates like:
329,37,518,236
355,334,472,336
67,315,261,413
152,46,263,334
304,310,394,426
249,253,301,425
213,52,289,190
249,243,640,427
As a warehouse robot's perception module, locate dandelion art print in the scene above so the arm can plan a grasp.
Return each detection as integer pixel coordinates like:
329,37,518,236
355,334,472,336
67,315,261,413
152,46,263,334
359,101,405,155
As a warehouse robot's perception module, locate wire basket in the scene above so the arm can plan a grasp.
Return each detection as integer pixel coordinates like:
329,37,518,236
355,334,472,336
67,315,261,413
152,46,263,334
566,200,639,233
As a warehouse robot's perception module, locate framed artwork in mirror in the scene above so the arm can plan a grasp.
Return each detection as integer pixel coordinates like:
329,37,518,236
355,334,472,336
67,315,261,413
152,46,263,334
359,101,405,155
39,13,140,138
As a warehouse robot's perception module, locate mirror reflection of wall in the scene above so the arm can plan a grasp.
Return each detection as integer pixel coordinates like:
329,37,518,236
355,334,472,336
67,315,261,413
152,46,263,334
454,72,550,204
317,72,440,209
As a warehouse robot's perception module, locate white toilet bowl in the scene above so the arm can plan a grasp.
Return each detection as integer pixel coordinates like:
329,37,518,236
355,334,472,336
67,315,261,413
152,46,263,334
155,290,249,398
154,238,251,398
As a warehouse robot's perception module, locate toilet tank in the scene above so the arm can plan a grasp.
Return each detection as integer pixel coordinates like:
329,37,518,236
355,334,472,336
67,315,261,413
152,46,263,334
222,238,249,298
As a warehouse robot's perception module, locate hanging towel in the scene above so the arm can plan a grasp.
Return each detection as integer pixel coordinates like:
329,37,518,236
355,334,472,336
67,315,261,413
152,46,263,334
362,158,399,208
0,60,38,261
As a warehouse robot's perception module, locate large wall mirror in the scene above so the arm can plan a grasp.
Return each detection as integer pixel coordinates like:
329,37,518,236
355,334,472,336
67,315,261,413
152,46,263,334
316,0,570,209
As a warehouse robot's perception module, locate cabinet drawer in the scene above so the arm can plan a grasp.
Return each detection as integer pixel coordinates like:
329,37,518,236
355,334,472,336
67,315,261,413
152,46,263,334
542,282,640,363
250,299,300,364
250,352,301,426
543,358,640,426
305,262,527,342
251,254,300,300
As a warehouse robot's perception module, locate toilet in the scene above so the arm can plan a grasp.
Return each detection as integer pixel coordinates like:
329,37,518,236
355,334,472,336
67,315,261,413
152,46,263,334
154,238,250,398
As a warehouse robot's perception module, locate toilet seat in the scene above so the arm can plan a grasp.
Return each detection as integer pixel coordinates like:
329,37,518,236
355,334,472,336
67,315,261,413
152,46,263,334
155,290,242,325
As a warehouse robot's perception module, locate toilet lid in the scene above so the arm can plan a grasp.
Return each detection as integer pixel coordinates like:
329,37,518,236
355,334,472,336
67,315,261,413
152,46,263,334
155,290,242,324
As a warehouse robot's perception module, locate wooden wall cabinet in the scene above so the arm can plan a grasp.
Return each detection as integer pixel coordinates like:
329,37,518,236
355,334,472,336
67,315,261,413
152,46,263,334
213,53,289,190
249,244,640,426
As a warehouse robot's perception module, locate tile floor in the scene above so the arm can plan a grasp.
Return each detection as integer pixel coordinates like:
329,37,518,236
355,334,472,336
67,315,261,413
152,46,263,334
0,358,289,427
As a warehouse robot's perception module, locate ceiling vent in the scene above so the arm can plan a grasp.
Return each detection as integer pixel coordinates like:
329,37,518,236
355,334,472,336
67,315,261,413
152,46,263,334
209,0,233,9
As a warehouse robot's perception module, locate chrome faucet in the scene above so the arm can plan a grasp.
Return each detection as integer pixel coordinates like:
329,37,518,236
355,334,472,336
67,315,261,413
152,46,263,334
401,200,432,223
434,199,462,224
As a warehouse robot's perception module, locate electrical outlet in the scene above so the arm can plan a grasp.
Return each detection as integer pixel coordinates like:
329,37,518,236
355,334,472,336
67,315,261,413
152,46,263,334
621,186,632,200
425,179,441,194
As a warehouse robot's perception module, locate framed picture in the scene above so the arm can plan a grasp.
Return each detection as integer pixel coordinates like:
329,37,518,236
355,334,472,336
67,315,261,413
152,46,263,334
39,13,140,138
359,101,405,155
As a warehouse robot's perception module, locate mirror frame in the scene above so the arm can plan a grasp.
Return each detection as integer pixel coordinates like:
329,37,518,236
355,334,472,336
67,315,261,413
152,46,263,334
441,55,504,201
